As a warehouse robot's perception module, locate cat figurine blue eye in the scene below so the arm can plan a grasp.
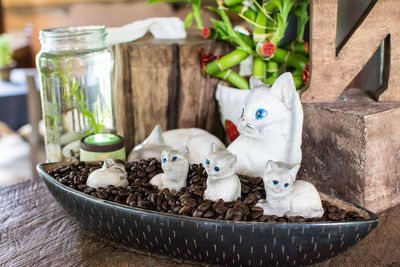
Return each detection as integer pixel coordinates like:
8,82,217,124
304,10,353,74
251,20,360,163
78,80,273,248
284,183,289,188
172,156,178,161
206,159,210,165
273,180,278,185
241,108,244,118
214,166,220,172
255,108,268,120
162,158,167,163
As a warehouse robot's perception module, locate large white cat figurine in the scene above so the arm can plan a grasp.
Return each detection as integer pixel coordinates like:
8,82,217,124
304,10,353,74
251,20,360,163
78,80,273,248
227,73,303,178
256,160,324,218
128,125,225,164
204,143,241,202
86,158,128,189
150,147,190,191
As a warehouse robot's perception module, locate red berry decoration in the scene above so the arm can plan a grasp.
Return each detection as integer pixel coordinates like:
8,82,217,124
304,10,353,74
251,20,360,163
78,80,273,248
201,27,210,39
261,42,276,57
225,119,240,142
305,41,309,53
303,62,310,85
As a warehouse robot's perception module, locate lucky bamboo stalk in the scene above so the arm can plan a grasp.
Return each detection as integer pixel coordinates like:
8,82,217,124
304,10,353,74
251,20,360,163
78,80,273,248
270,48,308,71
282,41,309,55
215,69,249,89
205,49,249,75
253,57,267,80
228,5,257,22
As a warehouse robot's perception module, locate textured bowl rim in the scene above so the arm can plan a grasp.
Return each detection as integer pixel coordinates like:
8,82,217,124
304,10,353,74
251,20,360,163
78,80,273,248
37,162,379,226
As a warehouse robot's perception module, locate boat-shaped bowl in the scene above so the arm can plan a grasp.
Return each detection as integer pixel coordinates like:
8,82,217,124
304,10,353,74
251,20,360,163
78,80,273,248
37,162,379,266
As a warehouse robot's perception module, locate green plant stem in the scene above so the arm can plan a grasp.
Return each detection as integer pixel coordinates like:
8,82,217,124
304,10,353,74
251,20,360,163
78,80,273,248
223,0,243,7
282,41,309,55
253,57,267,80
228,5,257,21
270,48,308,70
192,0,204,30
267,61,279,78
215,69,249,89
205,48,249,75
265,75,304,89
218,8,254,55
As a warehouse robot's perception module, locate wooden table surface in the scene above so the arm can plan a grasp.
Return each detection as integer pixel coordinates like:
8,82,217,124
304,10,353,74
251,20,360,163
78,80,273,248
1,178,399,267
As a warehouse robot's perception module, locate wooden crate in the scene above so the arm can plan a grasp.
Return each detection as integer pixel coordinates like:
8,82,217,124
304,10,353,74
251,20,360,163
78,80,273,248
112,33,229,152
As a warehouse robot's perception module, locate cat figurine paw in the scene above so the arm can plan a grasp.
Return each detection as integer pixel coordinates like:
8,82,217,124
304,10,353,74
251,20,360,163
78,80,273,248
204,143,241,202
150,146,189,191
227,73,303,178
86,158,128,189
256,160,324,218
128,125,225,164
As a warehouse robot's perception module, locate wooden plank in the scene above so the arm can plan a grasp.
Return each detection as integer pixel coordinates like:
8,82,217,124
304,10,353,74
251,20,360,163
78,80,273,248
301,0,400,102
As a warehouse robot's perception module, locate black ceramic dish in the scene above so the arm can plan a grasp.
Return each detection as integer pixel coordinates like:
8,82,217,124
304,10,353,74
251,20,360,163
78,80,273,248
38,162,379,266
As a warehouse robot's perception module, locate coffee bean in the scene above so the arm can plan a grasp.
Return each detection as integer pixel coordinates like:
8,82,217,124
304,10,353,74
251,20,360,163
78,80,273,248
258,215,269,222
327,205,338,213
251,206,264,212
193,209,203,217
346,211,359,219
137,170,146,178
277,217,288,222
126,194,136,204
249,177,262,185
179,206,191,215
77,184,87,190
193,190,203,197
215,204,228,214
146,165,157,174
203,210,215,218
241,185,250,194
96,189,108,199
244,194,257,205
291,216,306,222
183,198,197,208
328,212,341,221
197,201,211,212
162,200,169,210
251,211,263,220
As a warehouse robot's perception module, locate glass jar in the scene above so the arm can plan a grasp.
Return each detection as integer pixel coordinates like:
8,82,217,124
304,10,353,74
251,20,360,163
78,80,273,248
37,26,115,162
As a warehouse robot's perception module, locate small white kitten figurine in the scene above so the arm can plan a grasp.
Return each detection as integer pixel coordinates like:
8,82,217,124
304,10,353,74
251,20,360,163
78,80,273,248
204,143,241,202
86,158,128,189
256,160,324,218
150,146,189,191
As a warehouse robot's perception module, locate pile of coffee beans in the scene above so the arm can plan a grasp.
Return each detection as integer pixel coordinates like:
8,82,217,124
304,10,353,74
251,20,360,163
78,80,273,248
48,159,364,222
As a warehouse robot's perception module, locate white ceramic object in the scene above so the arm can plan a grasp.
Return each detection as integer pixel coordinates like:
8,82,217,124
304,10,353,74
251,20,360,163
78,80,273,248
256,161,324,218
204,143,241,202
128,125,225,164
86,158,128,189
150,147,189,191
62,140,81,161
227,73,303,178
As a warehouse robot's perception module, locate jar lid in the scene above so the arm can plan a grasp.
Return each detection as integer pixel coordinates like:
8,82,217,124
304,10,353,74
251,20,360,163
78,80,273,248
81,134,124,152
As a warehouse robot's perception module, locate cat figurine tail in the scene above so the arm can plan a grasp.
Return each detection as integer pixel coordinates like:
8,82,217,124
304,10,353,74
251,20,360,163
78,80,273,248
227,73,303,178
203,143,241,202
150,146,190,192
86,158,128,189
128,125,225,164
256,160,324,218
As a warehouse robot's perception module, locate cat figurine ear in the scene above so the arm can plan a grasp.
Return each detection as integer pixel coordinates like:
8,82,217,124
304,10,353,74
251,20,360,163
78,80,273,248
209,142,219,153
269,72,296,109
143,125,166,146
178,146,190,158
265,160,278,174
249,76,265,89
223,152,237,167
104,158,115,169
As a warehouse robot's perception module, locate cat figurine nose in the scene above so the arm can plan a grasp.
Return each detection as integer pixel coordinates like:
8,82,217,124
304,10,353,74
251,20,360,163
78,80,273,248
280,188,283,192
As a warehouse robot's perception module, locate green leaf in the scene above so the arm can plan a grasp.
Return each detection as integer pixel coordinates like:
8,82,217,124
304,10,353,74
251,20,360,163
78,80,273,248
184,12,194,28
